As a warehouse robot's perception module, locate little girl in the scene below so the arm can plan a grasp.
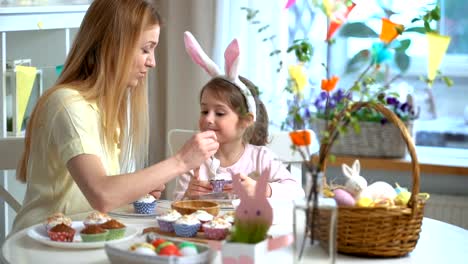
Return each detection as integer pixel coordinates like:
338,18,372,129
174,32,304,200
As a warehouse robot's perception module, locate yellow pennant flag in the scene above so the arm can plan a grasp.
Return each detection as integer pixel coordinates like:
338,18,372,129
15,65,37,132
427,32,451,81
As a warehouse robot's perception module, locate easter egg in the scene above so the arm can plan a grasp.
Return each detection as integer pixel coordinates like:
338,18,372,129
151,238,167,249
333,189,356,206
395,191,411,206
179,241,198,256
133,247,157,256
158,244,181,256
155,241,174,253
356,197,373,207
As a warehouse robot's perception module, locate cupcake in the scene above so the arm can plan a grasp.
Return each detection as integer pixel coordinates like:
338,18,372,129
47,223,75,242
209,179,233,193
156,209,181,233
100,219,126,240
203,217,231,240
44,213,72,231
83,211,111,227
220,211,235,224
133,194,157,214
190,210,214,231
80,225,109,242
173,215,201,238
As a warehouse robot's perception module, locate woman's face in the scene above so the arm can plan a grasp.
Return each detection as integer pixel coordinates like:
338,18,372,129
129,24,160,88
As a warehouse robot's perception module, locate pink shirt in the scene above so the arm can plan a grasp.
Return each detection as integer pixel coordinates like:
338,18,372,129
174,144,305,200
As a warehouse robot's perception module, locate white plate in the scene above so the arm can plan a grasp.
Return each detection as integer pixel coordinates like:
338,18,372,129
27,221,138,249
109,200,174,218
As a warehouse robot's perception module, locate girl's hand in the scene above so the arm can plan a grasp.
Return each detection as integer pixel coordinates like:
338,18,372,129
235,173,272,198
176,131,219,172
149,184,165,199
184,168,213,198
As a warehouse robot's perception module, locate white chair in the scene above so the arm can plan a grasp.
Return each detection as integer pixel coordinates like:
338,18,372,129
0,137,24,238
167,129,197,155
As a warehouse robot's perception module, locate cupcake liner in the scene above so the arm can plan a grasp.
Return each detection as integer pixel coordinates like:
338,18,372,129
203,226,229,240
157,219,175,233
48,230,75,242
105,227,126,241
173,223,201,238
80,230,109,242
209,180,232,193
133,201,157,214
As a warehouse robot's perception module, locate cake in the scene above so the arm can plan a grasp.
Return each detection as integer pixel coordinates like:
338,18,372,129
156,209,181,233
173,215,201,238
80,225,109,242
44,213,72,231
47,223,75,242
133,194,157,214
190,210,214,231
203,217,232,240
83,211,111,227
100,219,126,240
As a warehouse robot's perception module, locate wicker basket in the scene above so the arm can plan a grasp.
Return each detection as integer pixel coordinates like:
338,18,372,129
314,102,426,257
311,117,413,158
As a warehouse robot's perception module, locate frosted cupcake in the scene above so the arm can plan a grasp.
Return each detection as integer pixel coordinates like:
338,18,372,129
220,211,235,224
133,194,157,214
173,215,201,238
44,213,72,231
190,210,214,231
203,217,231,240
156,209,181,232
83,211,111,227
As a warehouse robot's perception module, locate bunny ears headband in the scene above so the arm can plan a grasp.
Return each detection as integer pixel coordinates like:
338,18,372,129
184,31,257,121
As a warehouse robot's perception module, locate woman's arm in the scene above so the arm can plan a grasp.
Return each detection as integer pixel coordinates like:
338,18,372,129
67,131,218,212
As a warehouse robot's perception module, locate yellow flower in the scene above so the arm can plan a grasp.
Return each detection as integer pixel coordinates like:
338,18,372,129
288,64,307,94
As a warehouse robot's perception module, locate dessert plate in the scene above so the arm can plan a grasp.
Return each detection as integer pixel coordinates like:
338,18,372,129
27,221,138,249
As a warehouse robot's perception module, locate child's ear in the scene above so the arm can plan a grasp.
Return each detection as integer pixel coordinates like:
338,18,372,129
240,114,254,128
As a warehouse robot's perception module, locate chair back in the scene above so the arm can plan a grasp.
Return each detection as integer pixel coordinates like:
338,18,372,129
167,129,197,155
0,137,23,212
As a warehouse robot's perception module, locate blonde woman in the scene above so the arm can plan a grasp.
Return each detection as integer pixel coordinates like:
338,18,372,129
12,0,218,233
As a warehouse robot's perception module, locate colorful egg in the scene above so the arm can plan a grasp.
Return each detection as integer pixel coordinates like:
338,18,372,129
395,191,411,206
356,197,373,207
155,241,174,253
158,244,181,256
130,242,156,256
333,189,356,206
151,238,167,249
178,241,198,256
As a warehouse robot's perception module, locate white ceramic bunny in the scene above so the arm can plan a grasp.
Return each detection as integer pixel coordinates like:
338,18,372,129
359,181,397,201
342,160,367,197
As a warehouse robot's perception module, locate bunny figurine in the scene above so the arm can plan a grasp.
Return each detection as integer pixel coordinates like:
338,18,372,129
231,171,273,243
342,160,367,197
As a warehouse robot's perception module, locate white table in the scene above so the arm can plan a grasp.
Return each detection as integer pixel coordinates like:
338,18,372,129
1,204,468,263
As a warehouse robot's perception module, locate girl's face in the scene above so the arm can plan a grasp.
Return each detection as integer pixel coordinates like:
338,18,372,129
199,89,248,144
129,24,160,88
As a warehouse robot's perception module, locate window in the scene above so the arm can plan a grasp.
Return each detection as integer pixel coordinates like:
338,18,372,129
280,0,468,149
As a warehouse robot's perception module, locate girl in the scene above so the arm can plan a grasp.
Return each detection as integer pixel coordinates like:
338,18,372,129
12,1,218,233
174,32,304,200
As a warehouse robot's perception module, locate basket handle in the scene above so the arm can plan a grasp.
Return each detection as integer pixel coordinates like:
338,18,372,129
315,102,420,211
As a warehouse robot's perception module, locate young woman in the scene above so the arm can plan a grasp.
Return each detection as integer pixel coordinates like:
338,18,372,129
174,32,304,200
12,0,218,233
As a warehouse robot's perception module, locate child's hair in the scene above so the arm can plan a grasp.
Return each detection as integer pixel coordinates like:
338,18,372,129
200,76,269,146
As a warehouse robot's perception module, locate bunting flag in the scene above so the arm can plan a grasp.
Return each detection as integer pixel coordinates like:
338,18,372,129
15,65,37,132
326,2,356,40
427,32,451,81
380,18,404,44
284,0,297,9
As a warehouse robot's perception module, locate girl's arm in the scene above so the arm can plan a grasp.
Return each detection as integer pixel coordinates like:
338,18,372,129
67,131,218,213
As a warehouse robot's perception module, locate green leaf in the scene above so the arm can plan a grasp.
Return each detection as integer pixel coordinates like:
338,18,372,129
339,22,378,38
345,49,370,73
405,26,426,34
442,76,454,87
395,39,411,52
395,52,410,72
258,25,270,33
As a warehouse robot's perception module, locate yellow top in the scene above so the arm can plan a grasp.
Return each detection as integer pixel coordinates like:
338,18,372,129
12,88,120,234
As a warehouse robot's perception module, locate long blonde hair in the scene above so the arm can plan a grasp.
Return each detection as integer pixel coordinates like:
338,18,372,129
17,0,161,182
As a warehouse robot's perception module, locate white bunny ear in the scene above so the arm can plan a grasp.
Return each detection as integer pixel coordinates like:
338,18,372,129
183,31,221,77
352,160,360,174
224,39,240,80
342,163,353,178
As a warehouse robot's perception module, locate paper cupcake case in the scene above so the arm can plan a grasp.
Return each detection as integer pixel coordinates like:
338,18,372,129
133,201,157,214
173,223,201,238
203,226,229,240
157,219,176,233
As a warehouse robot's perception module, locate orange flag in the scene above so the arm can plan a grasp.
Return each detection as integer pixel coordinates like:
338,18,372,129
379,18,404,44
289,130,312,146
326,2,356,41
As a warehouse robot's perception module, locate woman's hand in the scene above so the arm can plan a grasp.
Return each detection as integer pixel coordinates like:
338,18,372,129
176,131,219,171
184,168,213,198
234,173,272,197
